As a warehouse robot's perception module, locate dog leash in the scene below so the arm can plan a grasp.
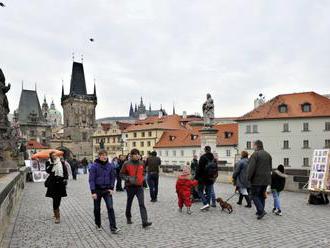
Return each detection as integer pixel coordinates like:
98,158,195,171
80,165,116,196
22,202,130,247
225,192,238,202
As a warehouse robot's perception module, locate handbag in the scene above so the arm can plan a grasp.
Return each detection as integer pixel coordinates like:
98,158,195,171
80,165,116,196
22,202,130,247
44,175,51,188
127,165,139,185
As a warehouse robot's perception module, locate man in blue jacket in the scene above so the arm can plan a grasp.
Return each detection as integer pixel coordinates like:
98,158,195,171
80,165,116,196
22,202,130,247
89,150,120,233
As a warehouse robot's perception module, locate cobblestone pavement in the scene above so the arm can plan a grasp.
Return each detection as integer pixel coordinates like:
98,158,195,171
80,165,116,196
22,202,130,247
8,175,330,248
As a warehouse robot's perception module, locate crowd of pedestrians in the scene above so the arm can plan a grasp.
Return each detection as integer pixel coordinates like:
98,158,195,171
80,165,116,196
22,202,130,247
44,139,287,233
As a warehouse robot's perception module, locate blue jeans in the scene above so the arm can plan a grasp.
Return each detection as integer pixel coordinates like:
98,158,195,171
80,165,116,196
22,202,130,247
94,190,116,230
251,185,267,215
198,184,213,205
272,190,281,210
147,173,159,201
210,184,216,205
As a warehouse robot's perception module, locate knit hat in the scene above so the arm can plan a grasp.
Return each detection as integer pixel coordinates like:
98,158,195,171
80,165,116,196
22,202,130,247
277,164,285,173
181,166,191,176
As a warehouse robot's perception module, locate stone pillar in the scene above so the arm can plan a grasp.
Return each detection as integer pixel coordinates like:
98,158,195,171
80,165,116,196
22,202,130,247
199,127,218,155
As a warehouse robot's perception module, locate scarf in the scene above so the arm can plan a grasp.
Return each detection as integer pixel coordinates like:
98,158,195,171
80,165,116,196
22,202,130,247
52,157,64,177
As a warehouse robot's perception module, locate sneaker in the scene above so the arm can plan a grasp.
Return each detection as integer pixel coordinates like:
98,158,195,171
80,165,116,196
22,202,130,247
245,204,252,208
211,203,217,208
127,219,133,225
257,211,267,220
187,208,192,215
237,202,242,205
275,210,282,216
96,225,102,231
272,208,277,213
142,222,152,228
178,208,183,213
200,204,210,211
111,228,121,234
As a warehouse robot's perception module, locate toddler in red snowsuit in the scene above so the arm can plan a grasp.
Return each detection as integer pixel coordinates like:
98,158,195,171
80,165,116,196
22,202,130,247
176,166,198,214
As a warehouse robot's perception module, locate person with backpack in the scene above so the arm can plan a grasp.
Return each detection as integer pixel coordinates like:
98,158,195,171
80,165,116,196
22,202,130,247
45,152,68,224
247,140,272,220
89,150,120,233
195,146,218,211
146,151,161,202
271,164,287,216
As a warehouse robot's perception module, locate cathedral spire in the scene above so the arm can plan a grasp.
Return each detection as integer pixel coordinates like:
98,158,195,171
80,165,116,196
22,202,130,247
129,102,134,117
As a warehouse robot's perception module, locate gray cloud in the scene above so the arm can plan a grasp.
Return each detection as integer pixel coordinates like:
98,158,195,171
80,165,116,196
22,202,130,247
1,0,330,119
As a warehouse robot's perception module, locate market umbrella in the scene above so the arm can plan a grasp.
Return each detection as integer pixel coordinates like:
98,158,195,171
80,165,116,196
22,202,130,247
31,149,64,160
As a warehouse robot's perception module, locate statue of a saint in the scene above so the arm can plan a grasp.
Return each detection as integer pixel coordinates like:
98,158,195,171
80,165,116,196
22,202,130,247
202,93,215,127
99,138,105,150
0,69,11,128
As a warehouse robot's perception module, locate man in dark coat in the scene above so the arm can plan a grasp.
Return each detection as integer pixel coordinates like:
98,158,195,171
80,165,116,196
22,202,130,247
146,151,161,202
195,146,216,210
247,140,272,220
191,155,200,201
70,155,79,180
116,155,124,191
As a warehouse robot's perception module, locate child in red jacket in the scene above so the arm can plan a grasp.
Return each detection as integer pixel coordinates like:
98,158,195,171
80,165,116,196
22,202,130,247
176,166,198,214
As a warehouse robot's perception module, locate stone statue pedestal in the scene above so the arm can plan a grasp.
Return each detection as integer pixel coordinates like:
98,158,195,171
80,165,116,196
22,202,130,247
199,127,218,154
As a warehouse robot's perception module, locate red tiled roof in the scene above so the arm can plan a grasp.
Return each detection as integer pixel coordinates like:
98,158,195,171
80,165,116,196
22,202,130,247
100,122,132,131
125,115,184,132
154,123,238,148
237,92,330,121
26,140,48,149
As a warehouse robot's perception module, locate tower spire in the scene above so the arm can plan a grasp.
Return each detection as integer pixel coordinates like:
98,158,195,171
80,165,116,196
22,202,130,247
61,80,64,97
173,103,176,115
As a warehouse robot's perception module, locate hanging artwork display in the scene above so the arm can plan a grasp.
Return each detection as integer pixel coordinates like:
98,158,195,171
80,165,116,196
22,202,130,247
308,149,330,192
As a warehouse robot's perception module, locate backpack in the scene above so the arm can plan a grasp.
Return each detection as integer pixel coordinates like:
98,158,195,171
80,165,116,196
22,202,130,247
205,159,218,182
308,192,329,205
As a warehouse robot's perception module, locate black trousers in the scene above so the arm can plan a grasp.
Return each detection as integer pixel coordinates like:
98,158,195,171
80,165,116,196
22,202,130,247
147,173,159,201
93,190,117,229
125,186,148,224
116,173,123,191
52,196,62,210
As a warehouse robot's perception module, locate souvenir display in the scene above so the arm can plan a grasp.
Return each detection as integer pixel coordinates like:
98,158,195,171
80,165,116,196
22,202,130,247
308,149,330,192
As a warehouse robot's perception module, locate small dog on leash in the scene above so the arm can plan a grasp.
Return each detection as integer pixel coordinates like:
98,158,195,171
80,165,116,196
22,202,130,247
216,197,233,214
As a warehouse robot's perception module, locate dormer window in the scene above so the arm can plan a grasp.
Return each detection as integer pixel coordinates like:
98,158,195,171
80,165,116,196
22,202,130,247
191,134,198,140
169,135,176,141
301,103,311,112
225,132,233,139
278,104,288,113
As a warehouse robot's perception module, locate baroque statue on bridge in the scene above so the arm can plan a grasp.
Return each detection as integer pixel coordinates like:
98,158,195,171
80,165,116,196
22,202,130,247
202,93,215,127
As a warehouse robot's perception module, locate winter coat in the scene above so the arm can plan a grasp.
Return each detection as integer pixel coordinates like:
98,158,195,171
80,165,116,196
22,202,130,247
120,159,145,187
89,159,116,194
232,158,250,188
247,149,272,186
45,160,68,198
176,175,198,197
195,152,215,185
146,156,161,174
271,170,287,192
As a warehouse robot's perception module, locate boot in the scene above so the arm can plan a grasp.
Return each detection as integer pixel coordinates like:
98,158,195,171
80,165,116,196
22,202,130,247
237,194,243,205
54,209,60,224
244,195,252,208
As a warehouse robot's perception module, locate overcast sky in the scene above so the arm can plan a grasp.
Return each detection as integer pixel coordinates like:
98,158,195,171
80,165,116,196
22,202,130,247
1,0,330,119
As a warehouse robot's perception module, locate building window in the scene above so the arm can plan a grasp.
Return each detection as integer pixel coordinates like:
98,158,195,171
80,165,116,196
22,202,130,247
148,131,152,137
284,158,289,167
107,138,110,143
140,141,144,147
132,141,136,147
173,150,176,157
224,132,233,138
82,132,87,141
181,150,184,156
301,103,311,112
42,131,46,137
226,150,231,157
192,150,196,155
141,151,144,156
303,140,310,149
303,158,309,167
325,140,330,148
113,137,116,143
283,123,289,132
165,150,168,156
159,150,162,156
283,140,289,149
278,104,288,113
246,141,251,149
325,122,330,131
252,125,258,133
303,122,309,132
147,141,151,147
133,132,137,138
246,125,251,134
30,130,35,136
141,132,145,137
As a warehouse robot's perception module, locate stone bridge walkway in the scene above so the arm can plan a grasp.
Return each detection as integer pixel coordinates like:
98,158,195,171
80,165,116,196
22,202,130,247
6,175,330,248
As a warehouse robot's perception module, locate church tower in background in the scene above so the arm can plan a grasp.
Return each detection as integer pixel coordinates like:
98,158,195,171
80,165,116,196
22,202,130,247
61,61,97,159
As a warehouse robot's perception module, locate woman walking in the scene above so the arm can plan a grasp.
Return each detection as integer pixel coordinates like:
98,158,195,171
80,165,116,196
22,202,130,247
233,151,251,208
45,152,68,224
